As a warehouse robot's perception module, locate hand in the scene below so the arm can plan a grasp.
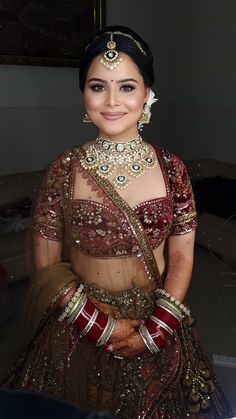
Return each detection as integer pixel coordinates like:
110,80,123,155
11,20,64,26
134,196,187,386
108,319,142,344
106,332,146,358
59,286,77,308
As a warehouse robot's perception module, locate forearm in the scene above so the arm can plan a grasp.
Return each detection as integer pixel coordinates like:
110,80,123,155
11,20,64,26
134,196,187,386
32,234,62,270
164,231,195,302
163,250,193,302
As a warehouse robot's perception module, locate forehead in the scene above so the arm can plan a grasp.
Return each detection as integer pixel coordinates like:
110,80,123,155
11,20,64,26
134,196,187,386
85,52,143,82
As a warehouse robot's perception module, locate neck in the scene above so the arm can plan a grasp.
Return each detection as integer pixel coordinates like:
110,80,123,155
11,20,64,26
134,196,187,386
97,133,141,144
98,128,140,143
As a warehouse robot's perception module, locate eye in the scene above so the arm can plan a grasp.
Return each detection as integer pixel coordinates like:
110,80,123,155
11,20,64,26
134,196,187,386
90,84,105,92
120,84,136,92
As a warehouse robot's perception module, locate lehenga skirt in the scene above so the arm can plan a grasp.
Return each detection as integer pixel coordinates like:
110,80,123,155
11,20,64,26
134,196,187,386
2,279,232,419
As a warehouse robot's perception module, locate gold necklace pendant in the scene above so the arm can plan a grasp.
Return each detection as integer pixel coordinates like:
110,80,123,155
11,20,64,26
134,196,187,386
113,174,130,189
80,136,157,190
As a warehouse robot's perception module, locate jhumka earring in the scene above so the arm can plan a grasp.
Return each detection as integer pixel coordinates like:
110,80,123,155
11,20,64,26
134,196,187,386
138,104,150,129
100,33,123,70
83,112,92,123
138,90,158,130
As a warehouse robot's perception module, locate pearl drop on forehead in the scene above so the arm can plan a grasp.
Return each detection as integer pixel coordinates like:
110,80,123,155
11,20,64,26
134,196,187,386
100,33,123,71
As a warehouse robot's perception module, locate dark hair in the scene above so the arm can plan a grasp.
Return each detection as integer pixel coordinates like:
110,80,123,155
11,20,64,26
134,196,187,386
79,25,155,91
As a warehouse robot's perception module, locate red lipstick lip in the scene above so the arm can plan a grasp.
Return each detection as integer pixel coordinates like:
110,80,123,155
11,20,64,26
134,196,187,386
101,112,127,120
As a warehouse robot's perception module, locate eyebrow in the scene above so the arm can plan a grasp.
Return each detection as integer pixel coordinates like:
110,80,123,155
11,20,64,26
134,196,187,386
87,77,138,84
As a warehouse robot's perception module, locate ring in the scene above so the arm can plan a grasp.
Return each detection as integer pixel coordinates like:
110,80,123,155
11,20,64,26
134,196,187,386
114,355,124,360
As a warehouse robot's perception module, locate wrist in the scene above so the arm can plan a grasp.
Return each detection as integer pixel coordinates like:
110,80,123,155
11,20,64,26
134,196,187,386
58,286,115,346
59,286,77,309
58,284,84,321
155,288,191,318
139,288,190,354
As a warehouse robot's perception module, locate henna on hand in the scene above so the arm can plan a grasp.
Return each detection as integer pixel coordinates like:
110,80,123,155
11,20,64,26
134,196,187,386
107,332,146,358
108,319,142,344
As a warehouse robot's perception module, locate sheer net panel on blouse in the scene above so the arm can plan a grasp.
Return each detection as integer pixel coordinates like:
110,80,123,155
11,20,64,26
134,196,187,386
69,156,166,292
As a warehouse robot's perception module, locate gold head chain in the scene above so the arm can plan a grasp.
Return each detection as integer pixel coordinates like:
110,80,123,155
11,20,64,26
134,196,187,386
100,31,146,71
86,31,146,71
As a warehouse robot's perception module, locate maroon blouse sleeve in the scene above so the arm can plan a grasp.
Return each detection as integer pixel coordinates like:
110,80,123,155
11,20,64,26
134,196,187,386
170,154,197,235
31,152,70,241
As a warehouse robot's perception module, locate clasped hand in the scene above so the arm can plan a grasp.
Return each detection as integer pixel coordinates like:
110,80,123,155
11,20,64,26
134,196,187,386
105,319,146,358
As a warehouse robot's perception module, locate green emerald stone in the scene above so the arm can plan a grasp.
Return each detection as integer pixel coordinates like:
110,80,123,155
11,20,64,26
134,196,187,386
132,164,141,172
145,157,153,164
116,175,127,184
85,156,95,164
100,165,109,173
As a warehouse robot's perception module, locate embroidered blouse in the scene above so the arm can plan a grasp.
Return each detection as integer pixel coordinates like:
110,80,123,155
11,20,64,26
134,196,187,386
32,146,197,261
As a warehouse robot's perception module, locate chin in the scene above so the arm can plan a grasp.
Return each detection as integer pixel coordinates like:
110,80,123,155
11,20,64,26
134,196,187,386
101,132,132,140
98,123,138,140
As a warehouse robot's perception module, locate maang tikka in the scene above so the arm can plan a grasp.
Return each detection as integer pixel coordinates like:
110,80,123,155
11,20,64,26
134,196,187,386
100,33,123,70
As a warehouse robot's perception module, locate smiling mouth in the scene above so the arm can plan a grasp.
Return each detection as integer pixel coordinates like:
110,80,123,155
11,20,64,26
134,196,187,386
101,112,127,120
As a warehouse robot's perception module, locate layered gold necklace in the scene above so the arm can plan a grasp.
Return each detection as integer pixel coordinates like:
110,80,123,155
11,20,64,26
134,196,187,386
80,135,157,189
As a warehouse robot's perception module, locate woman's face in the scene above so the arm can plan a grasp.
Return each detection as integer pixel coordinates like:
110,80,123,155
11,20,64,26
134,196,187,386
83,52,150,140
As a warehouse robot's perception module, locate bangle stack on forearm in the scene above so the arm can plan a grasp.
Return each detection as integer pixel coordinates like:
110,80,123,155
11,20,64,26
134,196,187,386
58,285,115,346
139,289,190,354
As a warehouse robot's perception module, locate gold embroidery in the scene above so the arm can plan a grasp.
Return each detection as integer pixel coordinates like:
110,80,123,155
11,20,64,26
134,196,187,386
173,210,197,225
33,215,63,229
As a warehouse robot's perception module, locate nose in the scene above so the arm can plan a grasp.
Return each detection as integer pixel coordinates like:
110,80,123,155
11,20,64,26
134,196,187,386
105,88,119,108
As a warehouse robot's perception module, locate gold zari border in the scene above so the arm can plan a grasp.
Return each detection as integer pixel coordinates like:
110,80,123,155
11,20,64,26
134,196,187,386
173,211,197,226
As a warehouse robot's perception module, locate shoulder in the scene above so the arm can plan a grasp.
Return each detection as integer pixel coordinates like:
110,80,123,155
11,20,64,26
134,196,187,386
154,146,192,200
48,148,74,169
39,149,76,193
45,148,78,179
154,145,186,173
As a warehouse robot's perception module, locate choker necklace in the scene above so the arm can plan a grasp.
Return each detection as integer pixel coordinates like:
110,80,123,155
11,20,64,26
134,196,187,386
80,135,157,189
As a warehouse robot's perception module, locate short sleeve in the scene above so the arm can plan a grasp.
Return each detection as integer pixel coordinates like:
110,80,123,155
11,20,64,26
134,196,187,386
170,155,197,235
31,153,70,241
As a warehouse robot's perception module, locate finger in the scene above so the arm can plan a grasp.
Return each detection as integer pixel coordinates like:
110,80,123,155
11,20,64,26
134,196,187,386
115,348,135,358
129,319,144,328
120,347,144,357
106,339,128,353
109,333,125,344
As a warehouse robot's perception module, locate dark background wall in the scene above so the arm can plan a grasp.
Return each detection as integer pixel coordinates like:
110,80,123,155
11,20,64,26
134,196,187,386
0,0,235,175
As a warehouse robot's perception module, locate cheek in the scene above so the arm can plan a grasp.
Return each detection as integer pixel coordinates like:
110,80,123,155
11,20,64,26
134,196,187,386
126,93,146,110
128,100,144,113
84,92,102,111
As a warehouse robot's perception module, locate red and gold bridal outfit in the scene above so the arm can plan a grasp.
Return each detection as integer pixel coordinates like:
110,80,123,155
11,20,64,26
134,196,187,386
3,146,232,419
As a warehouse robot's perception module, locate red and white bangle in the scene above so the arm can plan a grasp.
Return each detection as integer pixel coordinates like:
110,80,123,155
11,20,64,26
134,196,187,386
139,322,167,354
155,288,191,318
96,316,116,347
146,320,167,349
58,287,115,347
139,324,160,354
149,315,174,337
139,291,187,354
71,297,115,345
154,300,182,329
67,293,88,324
